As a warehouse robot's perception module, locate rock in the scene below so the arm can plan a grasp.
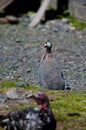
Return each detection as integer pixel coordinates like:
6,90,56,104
6,88,19,99
16,81,28,87
0,17,8,23
5,15,19,24
0,93,6,104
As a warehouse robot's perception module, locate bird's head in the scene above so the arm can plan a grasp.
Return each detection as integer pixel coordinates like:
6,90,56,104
44,41,52,53
26,91,49,110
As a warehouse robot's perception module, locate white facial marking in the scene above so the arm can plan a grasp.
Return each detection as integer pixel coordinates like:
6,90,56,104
46,42,51,47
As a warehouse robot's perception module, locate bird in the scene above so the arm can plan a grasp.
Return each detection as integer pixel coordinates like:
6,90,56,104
38,41,65,90
0,91,56,130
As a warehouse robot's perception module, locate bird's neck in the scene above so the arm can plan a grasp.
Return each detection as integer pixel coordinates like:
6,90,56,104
41,51,53,63
46,48,51,53
40,105,53,118
41,105,47,110
45,52,53,59
40,103,50,111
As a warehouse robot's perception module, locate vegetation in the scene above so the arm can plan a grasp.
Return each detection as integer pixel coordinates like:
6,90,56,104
0,9,5,14
0,80,86,130
44,8,86,30
67,16,86,29
57,10,86,29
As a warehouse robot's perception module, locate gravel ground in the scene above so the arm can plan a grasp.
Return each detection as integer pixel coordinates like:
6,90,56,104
0,17,86,90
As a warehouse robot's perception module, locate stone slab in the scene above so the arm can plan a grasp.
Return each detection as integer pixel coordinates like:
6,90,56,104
69,0,86,22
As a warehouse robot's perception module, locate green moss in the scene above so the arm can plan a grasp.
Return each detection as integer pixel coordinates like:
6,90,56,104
0,126,4,130
51,91,86,125
68,16,86,29
0,79,40,92
28,11,36,16
1,80,16,88
0,9,5,14
48,6,55,11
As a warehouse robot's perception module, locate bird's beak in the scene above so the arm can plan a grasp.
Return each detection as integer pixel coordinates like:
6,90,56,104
43,42,47,48
25,92,33,99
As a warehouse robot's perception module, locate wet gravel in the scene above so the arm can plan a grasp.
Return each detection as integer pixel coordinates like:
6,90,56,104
0,17,86,90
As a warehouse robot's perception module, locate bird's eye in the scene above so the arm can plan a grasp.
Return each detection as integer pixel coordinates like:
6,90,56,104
38,94,40,96
38,92,41,96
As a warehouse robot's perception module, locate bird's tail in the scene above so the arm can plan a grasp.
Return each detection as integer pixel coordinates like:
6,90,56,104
0,115,4,121
0,115,4,127
0,114,9,128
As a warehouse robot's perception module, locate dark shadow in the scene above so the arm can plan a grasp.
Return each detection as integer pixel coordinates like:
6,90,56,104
45,10,57,21
0,0,41,17
41,0,69,22
0,0,69,23
57,0,69,15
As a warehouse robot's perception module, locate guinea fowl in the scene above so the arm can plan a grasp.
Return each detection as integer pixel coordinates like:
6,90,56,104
38,41,65,90
0,91,56,130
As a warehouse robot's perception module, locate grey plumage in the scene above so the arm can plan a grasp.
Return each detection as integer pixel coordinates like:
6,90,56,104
38,41,65,90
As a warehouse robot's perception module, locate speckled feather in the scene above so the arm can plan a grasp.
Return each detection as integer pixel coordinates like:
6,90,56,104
0,91,56,130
